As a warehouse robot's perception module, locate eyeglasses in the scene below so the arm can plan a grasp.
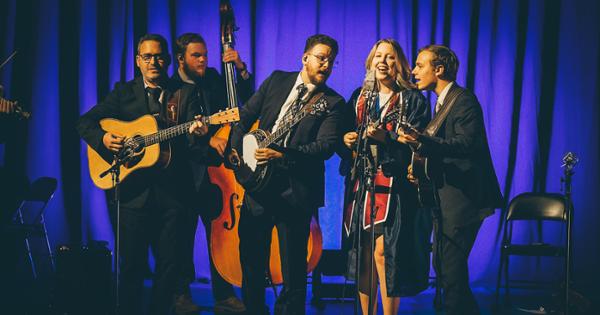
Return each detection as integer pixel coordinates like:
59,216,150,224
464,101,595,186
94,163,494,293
138,54,167,64
309,54,337,66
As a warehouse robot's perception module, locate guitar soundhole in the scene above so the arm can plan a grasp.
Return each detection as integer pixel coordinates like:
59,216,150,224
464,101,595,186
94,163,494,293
123,135,145,169
124,150,144,169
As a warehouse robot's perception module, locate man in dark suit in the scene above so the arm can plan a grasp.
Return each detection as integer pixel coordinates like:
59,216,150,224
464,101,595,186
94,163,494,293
170,32,254,314
228,34,344,315
77,34,208,315
403,45,503,315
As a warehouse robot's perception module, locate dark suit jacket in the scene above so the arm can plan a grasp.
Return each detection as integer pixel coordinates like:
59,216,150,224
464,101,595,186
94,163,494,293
418,84,503,228
77,76,203,209
171,67,255,191
229,70,345,214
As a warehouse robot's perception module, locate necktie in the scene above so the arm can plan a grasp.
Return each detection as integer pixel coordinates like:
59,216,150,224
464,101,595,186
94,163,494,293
291,83,308,114
435,101,442,114
146,87,162,114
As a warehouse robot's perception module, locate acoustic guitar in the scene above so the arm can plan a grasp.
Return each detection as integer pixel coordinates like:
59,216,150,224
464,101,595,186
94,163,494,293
87,108,239,190
398,122,438,207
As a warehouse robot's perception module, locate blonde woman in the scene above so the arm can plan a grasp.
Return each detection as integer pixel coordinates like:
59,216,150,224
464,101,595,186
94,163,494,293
341,39,432,315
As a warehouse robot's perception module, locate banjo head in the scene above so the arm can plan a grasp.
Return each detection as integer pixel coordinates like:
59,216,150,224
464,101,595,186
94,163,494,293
241,129,269,172
242,133,259,172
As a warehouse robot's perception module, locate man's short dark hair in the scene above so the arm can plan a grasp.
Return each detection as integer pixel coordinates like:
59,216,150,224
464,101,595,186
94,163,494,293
304,34,339,58
137,34,169,55
174,33,207,58
418,45,459,81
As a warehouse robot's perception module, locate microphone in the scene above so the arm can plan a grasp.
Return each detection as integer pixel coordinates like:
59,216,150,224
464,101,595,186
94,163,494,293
362,70,376,94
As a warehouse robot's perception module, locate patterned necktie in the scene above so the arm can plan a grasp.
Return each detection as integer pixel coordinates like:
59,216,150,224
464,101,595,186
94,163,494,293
291,83,308,114
435,101,442,114
146,87,162,114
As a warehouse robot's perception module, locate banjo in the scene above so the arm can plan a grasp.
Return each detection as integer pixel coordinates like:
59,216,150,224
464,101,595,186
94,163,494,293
234,94,329,193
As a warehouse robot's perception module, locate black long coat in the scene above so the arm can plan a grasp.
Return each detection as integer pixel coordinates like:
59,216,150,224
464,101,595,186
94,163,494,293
340,87,433,297
417,84,503,230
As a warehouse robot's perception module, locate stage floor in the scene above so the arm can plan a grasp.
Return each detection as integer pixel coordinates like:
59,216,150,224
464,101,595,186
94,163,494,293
154,279,565,315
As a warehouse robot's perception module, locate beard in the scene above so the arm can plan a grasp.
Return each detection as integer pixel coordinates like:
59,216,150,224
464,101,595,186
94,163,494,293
183,62,205,80
305,65,330,85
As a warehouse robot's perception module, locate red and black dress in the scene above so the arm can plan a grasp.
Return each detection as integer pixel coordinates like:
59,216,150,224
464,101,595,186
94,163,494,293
340,86,433,297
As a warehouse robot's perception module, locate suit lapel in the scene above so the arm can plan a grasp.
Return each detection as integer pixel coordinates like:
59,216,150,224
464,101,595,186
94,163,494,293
133,77,148,113
262,72,299,130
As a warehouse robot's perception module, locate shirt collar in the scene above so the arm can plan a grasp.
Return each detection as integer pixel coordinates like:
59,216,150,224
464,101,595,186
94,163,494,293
143,79,164,91
295,73,317,100
437,81,454,105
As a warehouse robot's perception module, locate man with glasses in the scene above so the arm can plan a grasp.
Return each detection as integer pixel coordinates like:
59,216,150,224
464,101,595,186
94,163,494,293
77,34,208,315
227,34,344,315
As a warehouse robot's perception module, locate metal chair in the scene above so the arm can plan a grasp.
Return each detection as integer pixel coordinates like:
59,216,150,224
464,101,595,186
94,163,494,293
495,192,569,305
15,176,58,279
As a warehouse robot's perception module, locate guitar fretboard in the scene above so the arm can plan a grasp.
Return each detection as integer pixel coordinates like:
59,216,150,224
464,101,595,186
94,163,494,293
142,117,208,146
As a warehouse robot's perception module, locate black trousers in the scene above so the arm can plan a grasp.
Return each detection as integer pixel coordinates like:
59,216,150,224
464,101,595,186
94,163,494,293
433,219,482,315
238,194,312,315
108,189,185,315
177,206,235,301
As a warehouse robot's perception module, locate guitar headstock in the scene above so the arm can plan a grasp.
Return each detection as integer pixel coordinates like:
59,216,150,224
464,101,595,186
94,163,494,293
208,107,240,125
308,97,329,116
0,96,30,119
382,108,401,124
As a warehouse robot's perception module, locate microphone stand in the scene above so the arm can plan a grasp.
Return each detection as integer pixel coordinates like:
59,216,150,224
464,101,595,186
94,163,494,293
99,154,131,315
561,152,577,315
349,86,379,315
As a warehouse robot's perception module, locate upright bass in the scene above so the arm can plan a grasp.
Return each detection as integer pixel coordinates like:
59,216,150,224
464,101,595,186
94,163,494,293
209,0,322,287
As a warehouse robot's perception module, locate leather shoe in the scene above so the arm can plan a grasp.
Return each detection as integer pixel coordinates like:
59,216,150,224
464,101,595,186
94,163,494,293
174,294,201,315
214,296,246,314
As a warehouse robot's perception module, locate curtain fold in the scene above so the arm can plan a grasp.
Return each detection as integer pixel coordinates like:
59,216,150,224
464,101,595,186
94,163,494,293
1,0,598,289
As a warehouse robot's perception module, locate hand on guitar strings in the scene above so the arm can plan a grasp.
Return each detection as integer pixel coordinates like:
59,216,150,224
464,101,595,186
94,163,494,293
407,164,418,186
189,115,208,137
255,148,283,165
209,136,228,157
103,132,125,153
396,126,420,145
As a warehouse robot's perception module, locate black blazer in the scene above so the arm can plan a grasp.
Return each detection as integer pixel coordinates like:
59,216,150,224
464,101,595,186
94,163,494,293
229,70,345,213
77,76,203,209
171,67,255,190
418,84,503,227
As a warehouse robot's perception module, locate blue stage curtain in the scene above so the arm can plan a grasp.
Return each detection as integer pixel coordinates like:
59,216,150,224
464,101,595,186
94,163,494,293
1,0,598,290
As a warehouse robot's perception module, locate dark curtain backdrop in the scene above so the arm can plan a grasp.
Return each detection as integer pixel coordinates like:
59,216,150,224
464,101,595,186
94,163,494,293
1,0,599,295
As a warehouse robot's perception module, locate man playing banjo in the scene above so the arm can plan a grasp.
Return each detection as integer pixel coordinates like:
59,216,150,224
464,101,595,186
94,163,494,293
227,34,345,315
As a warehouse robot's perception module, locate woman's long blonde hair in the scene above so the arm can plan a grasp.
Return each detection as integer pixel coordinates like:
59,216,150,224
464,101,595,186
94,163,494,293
364,38,415,90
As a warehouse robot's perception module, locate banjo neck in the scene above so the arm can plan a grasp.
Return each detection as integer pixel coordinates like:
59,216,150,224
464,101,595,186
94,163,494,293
260,106,310,148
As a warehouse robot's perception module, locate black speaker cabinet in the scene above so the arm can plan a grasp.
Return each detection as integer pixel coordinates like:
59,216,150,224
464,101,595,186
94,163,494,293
53,241,112,315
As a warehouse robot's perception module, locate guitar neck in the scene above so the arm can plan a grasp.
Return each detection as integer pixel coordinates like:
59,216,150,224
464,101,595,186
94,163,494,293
143,116,208,146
